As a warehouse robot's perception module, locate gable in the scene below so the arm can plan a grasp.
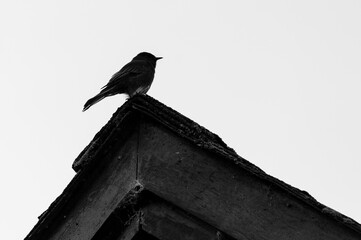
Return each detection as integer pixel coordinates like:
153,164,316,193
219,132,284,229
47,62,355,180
25,95,361,240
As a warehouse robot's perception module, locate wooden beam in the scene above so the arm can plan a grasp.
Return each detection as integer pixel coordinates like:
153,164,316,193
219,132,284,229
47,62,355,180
93,186,143,240
114,215,139,240
141,195,232,240
46,130,139,240
138,118,360,240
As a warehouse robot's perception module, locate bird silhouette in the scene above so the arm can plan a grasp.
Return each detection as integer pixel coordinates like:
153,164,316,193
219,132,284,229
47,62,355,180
83,52,162,111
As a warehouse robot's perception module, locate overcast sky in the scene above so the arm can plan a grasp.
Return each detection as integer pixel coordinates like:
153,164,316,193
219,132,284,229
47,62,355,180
1,1,361,239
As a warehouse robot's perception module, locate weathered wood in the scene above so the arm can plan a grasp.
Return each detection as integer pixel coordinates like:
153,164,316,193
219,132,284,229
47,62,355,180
93,186,143,240
141,197,225,240
114,215,139,240
47,130,139,240
25,95,361,240
138,118,360,240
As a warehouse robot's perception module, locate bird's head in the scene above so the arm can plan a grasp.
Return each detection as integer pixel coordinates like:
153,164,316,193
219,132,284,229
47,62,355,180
133,52,162,67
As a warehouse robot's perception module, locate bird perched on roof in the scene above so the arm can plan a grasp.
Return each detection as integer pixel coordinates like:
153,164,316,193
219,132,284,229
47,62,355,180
83,52,162,111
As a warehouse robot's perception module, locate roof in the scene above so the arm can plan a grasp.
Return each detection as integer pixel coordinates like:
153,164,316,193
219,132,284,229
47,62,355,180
26,95,361,239
73,95,361,232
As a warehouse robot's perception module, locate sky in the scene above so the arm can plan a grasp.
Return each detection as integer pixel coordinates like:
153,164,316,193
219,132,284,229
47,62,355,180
1,1,361,239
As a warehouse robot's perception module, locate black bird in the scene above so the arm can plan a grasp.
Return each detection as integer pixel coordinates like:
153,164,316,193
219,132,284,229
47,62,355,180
83,52,162,111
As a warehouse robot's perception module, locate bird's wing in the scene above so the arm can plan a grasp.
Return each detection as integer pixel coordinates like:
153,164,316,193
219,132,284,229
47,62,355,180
101,61,144,90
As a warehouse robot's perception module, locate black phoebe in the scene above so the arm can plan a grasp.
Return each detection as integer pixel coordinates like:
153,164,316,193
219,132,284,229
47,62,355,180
83,52,162,111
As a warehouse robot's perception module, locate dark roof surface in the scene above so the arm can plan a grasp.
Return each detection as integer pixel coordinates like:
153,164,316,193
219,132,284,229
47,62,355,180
73,95,361,234
27,95,361,239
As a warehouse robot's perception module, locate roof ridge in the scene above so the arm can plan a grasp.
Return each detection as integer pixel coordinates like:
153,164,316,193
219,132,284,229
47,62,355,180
71,95,361,234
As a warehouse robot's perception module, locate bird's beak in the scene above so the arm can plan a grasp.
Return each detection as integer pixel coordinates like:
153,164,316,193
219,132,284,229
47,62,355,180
156,57,163,60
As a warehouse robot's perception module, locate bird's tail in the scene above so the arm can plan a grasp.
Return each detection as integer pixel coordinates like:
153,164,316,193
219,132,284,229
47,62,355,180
83,93,107,111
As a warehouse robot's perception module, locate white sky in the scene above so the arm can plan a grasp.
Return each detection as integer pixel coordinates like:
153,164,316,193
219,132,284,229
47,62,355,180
1,1,360,239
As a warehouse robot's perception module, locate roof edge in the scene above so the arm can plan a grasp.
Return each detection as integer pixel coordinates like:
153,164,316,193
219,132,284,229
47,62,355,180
72,95,361,234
